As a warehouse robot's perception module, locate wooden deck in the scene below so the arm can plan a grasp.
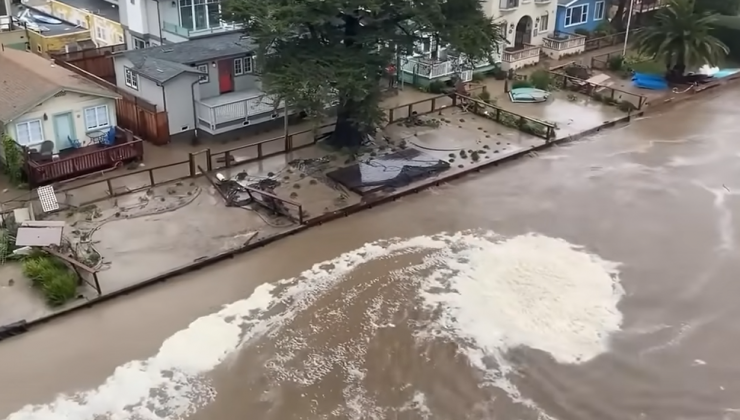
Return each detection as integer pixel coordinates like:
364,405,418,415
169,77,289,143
25,128,145,186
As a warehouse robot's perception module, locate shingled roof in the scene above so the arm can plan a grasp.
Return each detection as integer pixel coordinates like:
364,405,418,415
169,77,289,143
115,33,258,84
0,49,120,124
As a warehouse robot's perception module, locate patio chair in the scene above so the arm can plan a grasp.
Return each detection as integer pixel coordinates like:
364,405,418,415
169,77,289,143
67,136,81,149
100,129,116,146
39,140,55,160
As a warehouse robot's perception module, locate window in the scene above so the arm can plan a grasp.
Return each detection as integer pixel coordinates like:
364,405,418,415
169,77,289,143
179,0,222,33
565,4,589,27
15,120,44,146
84,105,111,131
539,14,549,32
244,56,252,73
594,1,605,20
132,37,148,49
233,58,243,76
197,64,209,83
124,67,139,90
96,26,108,41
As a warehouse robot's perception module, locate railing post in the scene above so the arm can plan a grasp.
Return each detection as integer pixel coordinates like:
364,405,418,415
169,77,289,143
389,108,394,123
257,143,263,159
407,104,412,118
205,149,213,171
431,97,436,113
188,153,196,177
106,178,114,197
148,169,155,186
225,151,232,168
496,108,501,122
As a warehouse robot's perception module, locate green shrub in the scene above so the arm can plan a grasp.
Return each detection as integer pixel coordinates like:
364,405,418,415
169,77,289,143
607,55,625,71
629,60,665,75
478,89,492,103
529,70,552,90
511,80,533,89
574,28,591,37
428,80,446,94
592,21,615,37
22,254,78,306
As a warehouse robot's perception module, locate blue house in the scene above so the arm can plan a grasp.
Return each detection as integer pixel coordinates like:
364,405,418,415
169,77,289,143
555,0,607,33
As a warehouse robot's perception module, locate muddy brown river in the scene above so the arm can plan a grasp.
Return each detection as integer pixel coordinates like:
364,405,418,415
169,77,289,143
2,88,740,420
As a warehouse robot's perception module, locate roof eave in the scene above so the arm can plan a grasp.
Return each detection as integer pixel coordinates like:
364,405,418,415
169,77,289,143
5,87,120,123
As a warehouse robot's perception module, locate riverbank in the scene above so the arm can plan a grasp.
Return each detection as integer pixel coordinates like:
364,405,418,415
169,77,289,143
1,64,738,342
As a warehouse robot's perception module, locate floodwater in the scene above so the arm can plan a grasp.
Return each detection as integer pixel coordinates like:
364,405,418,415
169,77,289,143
2,87,740,420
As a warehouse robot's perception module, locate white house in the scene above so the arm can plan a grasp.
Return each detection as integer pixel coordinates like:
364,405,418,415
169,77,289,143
117,0,239,49
0,48,120,155
112,33,288,142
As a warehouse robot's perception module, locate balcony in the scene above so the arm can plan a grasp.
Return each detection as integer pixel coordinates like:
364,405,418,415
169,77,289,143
499,0,519,11
161,21,241,39
401,54,492,83
541,32,586,60
500,44,541,71
196,90,287,134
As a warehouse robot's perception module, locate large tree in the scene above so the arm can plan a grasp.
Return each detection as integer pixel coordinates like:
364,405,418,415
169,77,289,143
223,0,504,149
633,0,728,79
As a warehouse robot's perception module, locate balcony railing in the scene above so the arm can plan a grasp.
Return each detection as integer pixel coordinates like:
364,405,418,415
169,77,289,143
499,0,519,10
542,32,586,51
161,21,241,38
502,45,541,63
196,94,285,129
402,55,490,80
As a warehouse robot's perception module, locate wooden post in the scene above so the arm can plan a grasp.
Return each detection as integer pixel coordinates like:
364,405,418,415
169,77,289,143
431,97,436,113
205,149,213,171
257,143,263,159
389,108,394,123
188,153,196,177
105,178,113,197
225,151,232,168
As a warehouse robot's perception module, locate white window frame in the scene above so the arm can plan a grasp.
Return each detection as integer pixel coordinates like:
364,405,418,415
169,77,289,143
124,67,139,90
132,37,148,49
96,26,107,41
565,4,589,27
244,56,252,73
539,14,549,32
197,64,209,83
15,119,44,146
233,58,243,76
84,105,111,131
594,1,605,20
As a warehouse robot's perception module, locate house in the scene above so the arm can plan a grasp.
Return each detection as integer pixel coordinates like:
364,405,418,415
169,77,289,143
117,0,238,49
493,0,559,70
112,33,286,142
555,0,607,33
13,4,96,54
27,0,125,47
1,2,29,51
0,48,120,153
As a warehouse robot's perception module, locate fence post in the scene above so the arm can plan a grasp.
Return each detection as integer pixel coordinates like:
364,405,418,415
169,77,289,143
388,108,394,123
225,151,232,168
287,134,294,150
257,143,263,159
407,104,413,117
105,178,114,197
188,153,196,177
205,149,213,172
148,169,155,186
431,97,436,113
495,108,501,122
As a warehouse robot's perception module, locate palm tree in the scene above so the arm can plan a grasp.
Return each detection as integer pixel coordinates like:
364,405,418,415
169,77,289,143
633,0,729,80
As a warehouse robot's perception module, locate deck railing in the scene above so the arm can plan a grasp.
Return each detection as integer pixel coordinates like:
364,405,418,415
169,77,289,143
196,94,285,129
542,33,586,51
502,45,541,63
25,130,144,186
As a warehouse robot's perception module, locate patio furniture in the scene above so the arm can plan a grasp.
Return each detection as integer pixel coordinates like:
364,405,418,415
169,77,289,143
38,141,54,161
100,129,116,146
87,130,106,145
68,135,81,149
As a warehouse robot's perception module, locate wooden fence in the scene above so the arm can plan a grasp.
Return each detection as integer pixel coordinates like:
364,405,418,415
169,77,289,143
51,45,126,85
52,49,171,146
549,71,647,110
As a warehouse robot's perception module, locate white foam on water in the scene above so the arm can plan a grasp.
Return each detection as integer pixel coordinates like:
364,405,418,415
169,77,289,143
6,232,624,420
416,233,623,409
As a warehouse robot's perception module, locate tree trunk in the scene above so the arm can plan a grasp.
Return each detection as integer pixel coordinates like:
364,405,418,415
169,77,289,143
611,0,628,30
327,101,366,150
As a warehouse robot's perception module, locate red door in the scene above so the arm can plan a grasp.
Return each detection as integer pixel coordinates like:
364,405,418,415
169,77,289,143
218,60,234,94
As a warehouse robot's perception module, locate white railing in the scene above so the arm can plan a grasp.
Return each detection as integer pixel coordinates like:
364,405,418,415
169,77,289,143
502,45,541,62
197,94,284,127
499,0,519,10
402,58,456,78
542,35,586,51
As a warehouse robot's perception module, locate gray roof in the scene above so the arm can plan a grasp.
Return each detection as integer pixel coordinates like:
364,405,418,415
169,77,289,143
116,33,257,84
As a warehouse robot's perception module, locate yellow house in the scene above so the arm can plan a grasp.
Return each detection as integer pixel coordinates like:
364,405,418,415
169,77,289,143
27,0,123,47
0,48,120,154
